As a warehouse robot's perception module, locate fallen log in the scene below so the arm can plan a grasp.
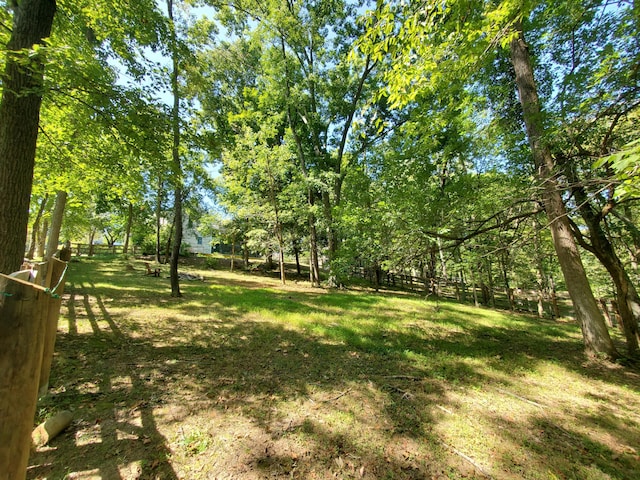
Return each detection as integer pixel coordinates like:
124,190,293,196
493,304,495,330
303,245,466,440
32,410,73,448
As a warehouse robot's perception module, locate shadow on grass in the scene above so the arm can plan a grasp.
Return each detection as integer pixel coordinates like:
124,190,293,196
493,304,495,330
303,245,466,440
28,257,640,479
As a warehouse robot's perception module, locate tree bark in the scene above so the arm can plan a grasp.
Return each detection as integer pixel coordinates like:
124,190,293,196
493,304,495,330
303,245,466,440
27,194,49,259
164,218,174,264
470,266,479,307
278,240,286,285
294,241,301,275
155,175,164,264
168,0,182,297
45,190,67,261
37,217,48,259
40,190,66,284
230,236,235,272
242,235,250,269
500,251,515,311
322,190,339,287
510,23,617,358
429,244,438,296
123,202,133,254
88,227,96,256
0,0,57,274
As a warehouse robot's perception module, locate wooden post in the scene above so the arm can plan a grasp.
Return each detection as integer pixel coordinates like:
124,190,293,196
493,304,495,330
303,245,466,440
39,257,68,397
0,274,51,480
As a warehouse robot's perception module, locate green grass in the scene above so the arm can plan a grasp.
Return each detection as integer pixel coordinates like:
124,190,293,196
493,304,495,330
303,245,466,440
28,255,640,480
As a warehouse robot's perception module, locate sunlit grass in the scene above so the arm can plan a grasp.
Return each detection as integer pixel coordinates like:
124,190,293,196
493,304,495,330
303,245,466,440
28,255,640,480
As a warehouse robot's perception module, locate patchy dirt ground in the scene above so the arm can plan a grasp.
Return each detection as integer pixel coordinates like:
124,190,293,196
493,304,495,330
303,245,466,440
26,257,640,479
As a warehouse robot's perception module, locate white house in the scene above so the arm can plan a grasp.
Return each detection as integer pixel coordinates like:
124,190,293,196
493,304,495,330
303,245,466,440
182,218,214,254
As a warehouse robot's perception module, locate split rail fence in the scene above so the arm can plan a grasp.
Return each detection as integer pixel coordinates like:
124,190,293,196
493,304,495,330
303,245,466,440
0,257,69,480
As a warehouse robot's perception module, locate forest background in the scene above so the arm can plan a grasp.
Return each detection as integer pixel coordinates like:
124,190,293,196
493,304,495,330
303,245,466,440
0,0,639,362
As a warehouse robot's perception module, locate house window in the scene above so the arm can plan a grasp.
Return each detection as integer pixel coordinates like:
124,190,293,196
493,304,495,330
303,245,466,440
196,236,203,245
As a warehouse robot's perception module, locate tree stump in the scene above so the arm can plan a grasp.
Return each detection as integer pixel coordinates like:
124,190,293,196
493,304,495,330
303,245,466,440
0,274,50,480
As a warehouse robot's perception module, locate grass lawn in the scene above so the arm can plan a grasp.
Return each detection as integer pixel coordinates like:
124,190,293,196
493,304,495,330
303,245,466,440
28,255,640,479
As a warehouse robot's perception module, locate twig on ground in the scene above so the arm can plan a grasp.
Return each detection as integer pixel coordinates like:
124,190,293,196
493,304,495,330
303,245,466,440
435,404,454,415
384,384,414,399
381,375,422,381
495,387,545,409
441,441,493,479
310,388,353,404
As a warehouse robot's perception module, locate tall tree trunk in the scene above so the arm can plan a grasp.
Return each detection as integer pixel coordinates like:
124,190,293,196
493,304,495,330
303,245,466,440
278,236,286,285
27,194,49,259
37,217,48,259
322,190,339,287
0,7,56,474
308,209,321,286
459,268,467,302
168,0,182,297
324,56,373,286
429,244,438,296
500,251,515,311
486,258,495,307
294,241,301,276
88,228,96,256
164,218,174,264
280,34,321,287
155,175,163,263
243,235,249,269
45,190,67,263
123,202,133,254
437,238,448,280
510,23,617,358
470,265,479,307
0,0,57,274
265,156,286,285
230,236,236,273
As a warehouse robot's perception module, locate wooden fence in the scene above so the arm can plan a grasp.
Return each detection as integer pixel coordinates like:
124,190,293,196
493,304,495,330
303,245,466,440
349,265,566,318
349,265,629,332
0,258,68,480
71,243,140,256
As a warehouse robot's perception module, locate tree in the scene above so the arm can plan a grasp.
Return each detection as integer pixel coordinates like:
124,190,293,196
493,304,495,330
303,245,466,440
198,0,378,286
509,20,616,358
0,4,57,477
167,0,184,297
357,0,622,358
219,121,302,284
0,0,56,274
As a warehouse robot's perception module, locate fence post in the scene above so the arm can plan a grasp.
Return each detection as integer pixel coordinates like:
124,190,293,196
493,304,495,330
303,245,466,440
38,257,69,397
0,275,51,480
